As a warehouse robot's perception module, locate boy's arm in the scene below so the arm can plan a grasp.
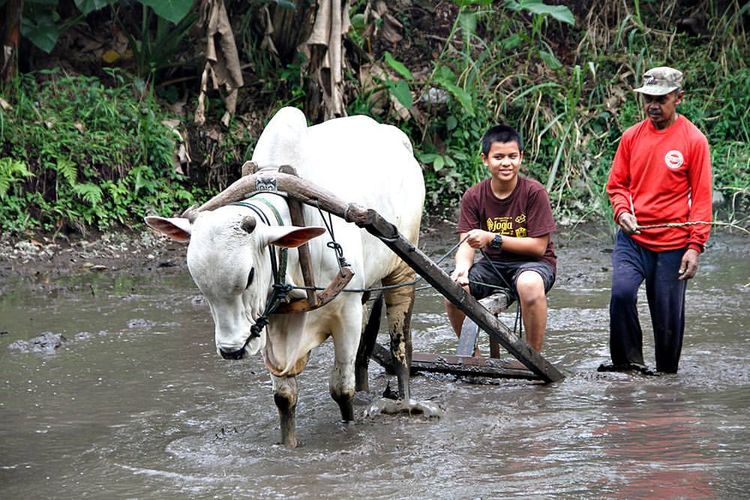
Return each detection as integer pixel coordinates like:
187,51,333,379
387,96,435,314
498,233,550,258
450,233,475,285
464,229,549,258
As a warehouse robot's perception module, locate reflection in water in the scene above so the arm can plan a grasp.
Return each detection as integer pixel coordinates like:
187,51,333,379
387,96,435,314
594,386,716,498
0,246,748,498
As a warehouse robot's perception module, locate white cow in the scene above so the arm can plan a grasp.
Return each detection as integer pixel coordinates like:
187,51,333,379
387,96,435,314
146,107,425,447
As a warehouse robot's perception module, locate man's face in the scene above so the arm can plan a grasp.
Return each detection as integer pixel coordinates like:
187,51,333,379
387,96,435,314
482,141,523,184
642,90,683,129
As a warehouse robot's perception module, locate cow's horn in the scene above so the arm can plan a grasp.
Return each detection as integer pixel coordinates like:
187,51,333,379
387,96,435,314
241,215,257,234
183,206,199,223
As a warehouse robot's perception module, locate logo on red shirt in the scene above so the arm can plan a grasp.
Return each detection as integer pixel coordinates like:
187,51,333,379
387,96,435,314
664,150,684,169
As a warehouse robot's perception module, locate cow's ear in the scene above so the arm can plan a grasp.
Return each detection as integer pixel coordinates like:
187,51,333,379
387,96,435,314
144,216,192,242
265,226,326,248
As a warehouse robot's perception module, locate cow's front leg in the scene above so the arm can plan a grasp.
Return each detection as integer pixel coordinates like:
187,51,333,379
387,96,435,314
330,305,360,421
383,264,416,400
272,375,298,448
330,360,355,421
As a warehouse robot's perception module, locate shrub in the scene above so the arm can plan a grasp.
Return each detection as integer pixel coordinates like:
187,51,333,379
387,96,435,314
0,69,199,234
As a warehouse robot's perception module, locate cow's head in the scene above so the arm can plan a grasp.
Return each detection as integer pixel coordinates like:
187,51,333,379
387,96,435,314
145,206,325,360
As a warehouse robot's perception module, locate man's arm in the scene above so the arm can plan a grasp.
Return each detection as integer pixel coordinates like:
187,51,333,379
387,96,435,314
606,138,634,225
678,248,700,280
679,133,713,280
686,134,713,253
617,212,640,235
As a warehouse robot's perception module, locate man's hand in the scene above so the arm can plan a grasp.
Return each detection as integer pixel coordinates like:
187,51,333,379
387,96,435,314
618,212,641,235
678,248,700,280
465,229,493,249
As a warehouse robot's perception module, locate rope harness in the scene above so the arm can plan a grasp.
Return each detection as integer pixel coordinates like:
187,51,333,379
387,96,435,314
229,192,359,351
230,198,292,351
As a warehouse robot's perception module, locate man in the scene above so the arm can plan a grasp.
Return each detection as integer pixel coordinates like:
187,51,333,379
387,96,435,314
445,125,556,353
603,66,713,374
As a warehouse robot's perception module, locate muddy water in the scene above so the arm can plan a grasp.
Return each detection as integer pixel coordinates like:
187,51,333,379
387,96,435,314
1,234,748,498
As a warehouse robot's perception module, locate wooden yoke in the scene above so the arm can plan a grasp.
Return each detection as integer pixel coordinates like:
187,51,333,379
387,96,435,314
200,162,352,315
277,165,318,308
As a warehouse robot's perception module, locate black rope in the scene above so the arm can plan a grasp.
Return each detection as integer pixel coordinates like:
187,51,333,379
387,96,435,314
314,201,350,270
268,232,471,295
476,248,523,339
230,199,291,349
478,248,517,297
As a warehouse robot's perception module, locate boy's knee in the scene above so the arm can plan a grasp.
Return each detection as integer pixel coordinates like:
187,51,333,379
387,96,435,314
516,271,545,300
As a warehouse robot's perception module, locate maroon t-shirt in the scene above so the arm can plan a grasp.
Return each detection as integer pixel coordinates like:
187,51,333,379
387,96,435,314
457,176,557,271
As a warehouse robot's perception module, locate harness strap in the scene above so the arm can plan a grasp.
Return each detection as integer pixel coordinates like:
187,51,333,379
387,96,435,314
230,199,291,350
231,199,288,284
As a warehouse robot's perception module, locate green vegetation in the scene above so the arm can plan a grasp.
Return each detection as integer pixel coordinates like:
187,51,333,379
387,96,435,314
356,1,749,223
0,0,748,236
0,70,198,233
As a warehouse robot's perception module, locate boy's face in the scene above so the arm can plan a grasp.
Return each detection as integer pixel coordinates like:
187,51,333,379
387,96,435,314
482,141,523,184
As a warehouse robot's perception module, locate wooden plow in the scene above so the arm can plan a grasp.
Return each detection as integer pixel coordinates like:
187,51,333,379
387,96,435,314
194,164,565,384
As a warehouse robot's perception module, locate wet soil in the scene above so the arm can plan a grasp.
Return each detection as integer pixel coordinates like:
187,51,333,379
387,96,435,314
3,218,746,285
0,229,187,282
2,219,748,498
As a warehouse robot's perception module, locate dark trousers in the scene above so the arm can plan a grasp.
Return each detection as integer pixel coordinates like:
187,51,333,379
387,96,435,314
609,231,688,373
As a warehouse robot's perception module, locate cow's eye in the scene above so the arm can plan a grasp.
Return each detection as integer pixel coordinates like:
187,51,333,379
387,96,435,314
246,267,255,289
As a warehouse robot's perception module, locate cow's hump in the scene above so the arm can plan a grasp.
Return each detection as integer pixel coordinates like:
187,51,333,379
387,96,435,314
251,107,308,169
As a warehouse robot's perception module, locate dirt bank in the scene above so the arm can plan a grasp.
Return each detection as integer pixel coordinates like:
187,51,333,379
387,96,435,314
1,219,747,286
0,230,187,281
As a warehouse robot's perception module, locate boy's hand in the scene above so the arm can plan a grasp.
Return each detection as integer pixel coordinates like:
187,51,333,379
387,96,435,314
450,268,470,287
465,229,493,249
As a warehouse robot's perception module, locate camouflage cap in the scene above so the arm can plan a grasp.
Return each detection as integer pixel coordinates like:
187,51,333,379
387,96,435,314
633,67,683,95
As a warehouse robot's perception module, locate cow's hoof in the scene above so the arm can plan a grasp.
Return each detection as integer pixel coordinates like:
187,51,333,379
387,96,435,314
364,398,443,419
274,439,303,449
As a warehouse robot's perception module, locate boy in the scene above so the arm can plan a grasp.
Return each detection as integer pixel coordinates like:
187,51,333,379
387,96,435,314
445,125,557,353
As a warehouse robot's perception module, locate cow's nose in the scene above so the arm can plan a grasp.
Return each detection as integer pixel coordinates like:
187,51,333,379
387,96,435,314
220,348,245,360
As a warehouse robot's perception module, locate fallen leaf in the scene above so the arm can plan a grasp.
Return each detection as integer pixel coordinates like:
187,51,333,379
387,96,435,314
102,49,121,64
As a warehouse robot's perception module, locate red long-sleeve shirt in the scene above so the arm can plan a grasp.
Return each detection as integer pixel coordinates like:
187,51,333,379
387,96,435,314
606,115,712,252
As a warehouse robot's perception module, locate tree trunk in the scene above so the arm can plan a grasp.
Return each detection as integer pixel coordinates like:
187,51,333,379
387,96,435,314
2,0,23,83
264,1,350,123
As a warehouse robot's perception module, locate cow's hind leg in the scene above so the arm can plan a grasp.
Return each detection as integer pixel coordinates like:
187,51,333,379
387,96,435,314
383,262,416,400
272,375,299,448
355,292,384,392
365,263,440,418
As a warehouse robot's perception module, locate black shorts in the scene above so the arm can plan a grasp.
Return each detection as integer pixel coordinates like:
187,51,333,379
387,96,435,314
467,258,556,302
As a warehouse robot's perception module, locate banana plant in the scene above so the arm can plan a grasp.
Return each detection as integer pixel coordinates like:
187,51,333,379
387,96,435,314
10,0,194,54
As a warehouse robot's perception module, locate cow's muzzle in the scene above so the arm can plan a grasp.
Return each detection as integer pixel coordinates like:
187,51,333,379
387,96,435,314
219,347,246,360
